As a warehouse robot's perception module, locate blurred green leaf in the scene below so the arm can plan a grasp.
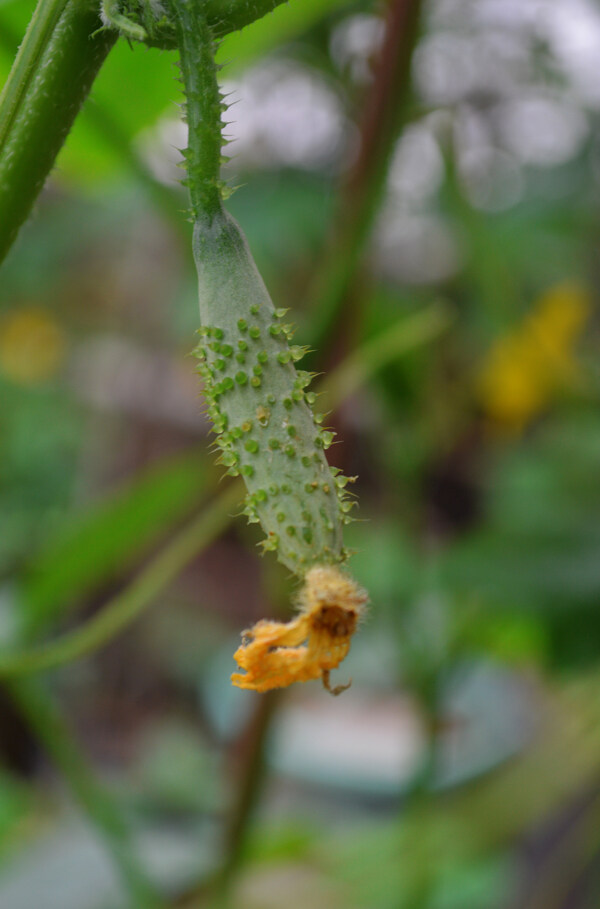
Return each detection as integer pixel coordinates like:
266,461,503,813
21,448,210,637
440,415,600,623
243,821,320,866
56,42,178,184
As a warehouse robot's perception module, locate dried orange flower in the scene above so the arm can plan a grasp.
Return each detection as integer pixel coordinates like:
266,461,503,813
231,565,368,695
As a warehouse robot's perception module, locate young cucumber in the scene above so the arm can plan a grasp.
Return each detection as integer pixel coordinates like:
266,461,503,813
193,210,352,574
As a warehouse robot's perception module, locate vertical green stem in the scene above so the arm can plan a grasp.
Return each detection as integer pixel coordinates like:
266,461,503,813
7,677,164,908
169,0,225,222
0,0,116,264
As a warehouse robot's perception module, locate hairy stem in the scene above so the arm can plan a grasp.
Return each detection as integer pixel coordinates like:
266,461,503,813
0,0,116,264
169,0,225,221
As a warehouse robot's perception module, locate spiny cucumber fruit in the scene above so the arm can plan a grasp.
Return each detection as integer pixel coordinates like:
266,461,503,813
165,0,366,692
192,211,355,574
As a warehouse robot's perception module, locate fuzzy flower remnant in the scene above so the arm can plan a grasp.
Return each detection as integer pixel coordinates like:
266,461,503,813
231,565,368,695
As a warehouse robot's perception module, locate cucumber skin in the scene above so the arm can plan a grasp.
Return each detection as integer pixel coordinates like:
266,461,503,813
192,211,352,575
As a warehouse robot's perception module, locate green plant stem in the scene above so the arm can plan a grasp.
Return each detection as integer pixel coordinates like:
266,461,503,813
7,676,163,908
169,0,225,221
0,0,68,143
0,484,242,676
305,0,424,358
0,15,189,242
0,0,116,264
0,305,449,678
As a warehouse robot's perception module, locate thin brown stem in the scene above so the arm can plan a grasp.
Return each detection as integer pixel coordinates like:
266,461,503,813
216,691,283,888
172,693,282,908
306,0,424,358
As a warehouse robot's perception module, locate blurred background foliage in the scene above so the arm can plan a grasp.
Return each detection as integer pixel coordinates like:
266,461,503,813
1,0,600,907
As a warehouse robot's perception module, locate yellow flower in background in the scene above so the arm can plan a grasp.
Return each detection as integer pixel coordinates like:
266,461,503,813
478,283,591,433
0,307,66,386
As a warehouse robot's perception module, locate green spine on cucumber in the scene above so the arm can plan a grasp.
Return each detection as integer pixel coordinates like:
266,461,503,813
170,0,356,575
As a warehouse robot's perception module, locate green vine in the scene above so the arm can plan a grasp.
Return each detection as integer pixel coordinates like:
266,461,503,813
0,0,68,145
0,0,116,264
